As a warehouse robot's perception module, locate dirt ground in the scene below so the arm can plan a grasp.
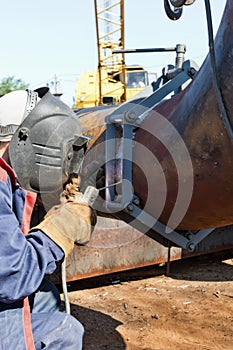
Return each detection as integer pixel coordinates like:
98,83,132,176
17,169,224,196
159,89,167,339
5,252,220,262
63,250,233,350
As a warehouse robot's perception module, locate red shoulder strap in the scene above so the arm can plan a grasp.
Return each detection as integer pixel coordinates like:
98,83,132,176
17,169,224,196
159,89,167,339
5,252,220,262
23,298,36,350
21,190,37,350
0,158,17,186
21,190,37,235
0,167,7,183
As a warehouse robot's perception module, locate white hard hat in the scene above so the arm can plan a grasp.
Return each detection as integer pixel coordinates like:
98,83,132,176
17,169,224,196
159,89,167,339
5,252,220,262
0,90,41,142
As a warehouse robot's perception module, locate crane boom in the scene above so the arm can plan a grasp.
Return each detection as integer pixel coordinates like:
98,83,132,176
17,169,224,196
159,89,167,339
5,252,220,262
94,0,126,104
75,1,150,108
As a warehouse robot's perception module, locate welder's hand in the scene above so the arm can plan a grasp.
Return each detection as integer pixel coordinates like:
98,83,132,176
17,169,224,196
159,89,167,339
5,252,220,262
30,201,97,256
61,175,82,203
80,160,105,192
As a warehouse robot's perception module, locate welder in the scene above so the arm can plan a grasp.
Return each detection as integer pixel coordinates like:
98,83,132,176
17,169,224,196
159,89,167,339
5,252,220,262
0,87,97,349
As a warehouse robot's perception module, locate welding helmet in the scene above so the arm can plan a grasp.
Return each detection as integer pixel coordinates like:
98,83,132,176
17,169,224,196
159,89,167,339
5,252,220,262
9,87,88,193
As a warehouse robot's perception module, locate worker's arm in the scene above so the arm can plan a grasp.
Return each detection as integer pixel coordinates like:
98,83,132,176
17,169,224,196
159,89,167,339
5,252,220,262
0,176,64,303
0,170,96,303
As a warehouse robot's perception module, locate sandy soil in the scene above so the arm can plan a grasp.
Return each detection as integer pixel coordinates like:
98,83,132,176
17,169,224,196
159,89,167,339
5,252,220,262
63,250,233,350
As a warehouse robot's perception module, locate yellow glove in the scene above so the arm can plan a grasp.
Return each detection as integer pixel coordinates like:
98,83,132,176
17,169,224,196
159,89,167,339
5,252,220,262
30,200,97,256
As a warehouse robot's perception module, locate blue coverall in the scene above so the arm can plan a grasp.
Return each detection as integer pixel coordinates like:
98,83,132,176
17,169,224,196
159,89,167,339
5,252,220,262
0,157,84,350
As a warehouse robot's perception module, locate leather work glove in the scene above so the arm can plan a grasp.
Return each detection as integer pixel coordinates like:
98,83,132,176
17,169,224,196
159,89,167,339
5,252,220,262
30,200,97,256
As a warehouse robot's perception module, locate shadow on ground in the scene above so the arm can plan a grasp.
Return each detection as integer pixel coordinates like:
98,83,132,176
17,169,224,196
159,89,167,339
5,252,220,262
169,249,233,282
63,303,126,350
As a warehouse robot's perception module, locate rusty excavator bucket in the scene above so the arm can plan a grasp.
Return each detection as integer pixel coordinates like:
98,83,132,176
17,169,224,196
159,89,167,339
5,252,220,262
56,0,233,282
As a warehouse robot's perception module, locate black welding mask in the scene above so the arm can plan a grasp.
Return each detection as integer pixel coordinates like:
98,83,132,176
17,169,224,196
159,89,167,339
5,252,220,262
9,87,88,193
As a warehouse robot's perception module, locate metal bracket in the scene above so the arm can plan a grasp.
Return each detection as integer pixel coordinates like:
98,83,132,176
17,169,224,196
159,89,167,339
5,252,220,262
106,59,198,126
104,60,210,251
116,203,215,251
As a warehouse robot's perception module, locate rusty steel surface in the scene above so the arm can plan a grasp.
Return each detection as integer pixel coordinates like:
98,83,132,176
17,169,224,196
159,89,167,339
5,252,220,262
133,0,233,230
50,219,233,283
50,217,181,283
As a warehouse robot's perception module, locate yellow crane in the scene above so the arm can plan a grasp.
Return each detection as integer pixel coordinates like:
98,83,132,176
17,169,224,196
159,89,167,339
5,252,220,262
75,0,149,108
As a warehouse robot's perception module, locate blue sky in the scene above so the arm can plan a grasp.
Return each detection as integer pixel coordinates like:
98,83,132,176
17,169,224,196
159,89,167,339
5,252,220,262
0,0,227,106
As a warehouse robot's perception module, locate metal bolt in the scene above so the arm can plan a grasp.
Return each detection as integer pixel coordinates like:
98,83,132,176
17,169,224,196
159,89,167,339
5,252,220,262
133,197,140,205
189,67,196,76
125,111,137,122
127,203,134,212
186,242,195,251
